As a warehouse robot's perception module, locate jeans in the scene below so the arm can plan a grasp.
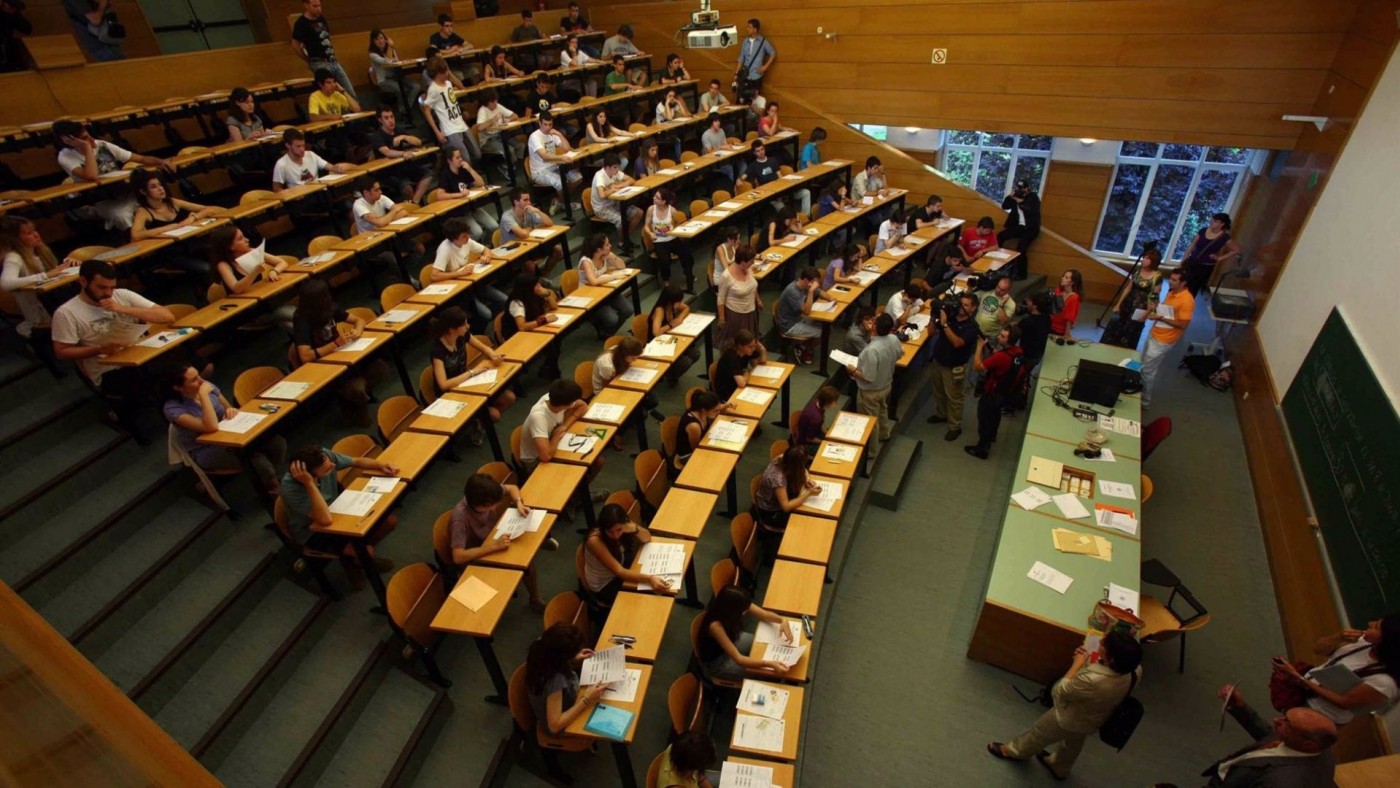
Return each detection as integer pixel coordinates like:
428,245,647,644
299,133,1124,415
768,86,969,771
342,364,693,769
591,292,635,336
704,631,755,681
1139,336,1175,408
309,60,357,100
461,206,500,243
467,285,508,333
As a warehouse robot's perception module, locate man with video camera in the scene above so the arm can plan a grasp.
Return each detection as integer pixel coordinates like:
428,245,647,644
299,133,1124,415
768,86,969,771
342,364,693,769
926,291,981,442
998,178,1040,279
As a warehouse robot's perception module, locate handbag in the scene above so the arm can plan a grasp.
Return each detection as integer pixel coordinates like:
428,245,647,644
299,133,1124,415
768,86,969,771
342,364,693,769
1269,660,1313,711
1099,672,1143,751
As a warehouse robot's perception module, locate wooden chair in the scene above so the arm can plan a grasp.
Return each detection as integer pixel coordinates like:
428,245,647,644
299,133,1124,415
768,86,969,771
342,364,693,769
667,672,705,741
772,300,803,361
418,366,439,403
709,558,738,598
646,753,664,788
769,439,789,461
150,303,196,332
418,263,437,290
749,474,763,506
689,611,742,689
604,335,625,351
604,490,641,524
628,123,648,133
660,416,680,460
579,187,616,237
307,235,343,256
507,664,591,782
688,198,708,218
788,410,802,440
376,395,421,444
633,449,668,513
630,313,651,342
744,131,758,141
1141,474,1154,503
380,283,416,311
711,189,731,205
271,498,341,599
560,268,580,295
1138,558,1211,673
778,164,793,176
574,360,595,399
347,306,377,325
730,513,758,585
477,461,516,487
206,282,228,303
734,179,752,196
233,366,282,406
386,563,451,686
680,150,699,162
510,425,526,478
543,591,591,633
491,229,503,247
430,509,457,578
660,158,676,169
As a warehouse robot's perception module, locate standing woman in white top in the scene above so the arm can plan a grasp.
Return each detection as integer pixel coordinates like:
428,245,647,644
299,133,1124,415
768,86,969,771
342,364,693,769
1273,614,1400,725
0,216,77,375
645,188,693,291
366,29,406,114
716,244,761,348
577,232,634,337
559,35,599,96
207,225,295,329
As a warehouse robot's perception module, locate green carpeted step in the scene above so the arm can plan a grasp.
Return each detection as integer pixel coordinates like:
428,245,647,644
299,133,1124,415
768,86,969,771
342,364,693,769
0,408,125,515
0,362,90,443
309,665,445,788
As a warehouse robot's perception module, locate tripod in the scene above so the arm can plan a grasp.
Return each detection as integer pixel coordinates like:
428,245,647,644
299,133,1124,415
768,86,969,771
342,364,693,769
1094,240,1158,328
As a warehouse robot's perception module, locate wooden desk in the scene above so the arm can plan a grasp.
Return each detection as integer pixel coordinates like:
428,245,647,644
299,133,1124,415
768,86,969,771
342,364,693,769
521,462,588,513
745,362,796,426
553,422,615,467
429,564,524,704
604,359,668,394
259,362,343,402
762,560,826,618
316,330,393,366
1337,754,1400,788
406,280,471,305
596,592,673,663
564,663,654,744
172,298,259,330
375,431,449,481
409,392,486,436
558,285,611,311
331,230,393,254
477,511,558,572
729,681,804,762
826,411,876,447
743,618,814,683
701,414,758,453
723,758,796,788
366,302,433,335
319,476,408,538
227,271,306,302
778,515,839,566
272,182,328,203
495,330,553,364
584,388,644,426
99,328,200,367
195,400,295,449
674,449,739,494
95,238,173,266
808,440,861,480
727,387,777,420
648,488,717,540
291,249,357,276
797,474,850,520
532,307,586,335
971,250,1021,274
451,361,520,400
623,536,695,596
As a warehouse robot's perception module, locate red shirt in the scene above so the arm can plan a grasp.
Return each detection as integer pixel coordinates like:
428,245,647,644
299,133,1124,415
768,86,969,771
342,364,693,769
1050,290,1080,335
981,345,1024,395
961,227,996,258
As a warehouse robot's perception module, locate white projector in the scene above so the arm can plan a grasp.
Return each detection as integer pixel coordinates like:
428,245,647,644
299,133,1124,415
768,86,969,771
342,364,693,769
686,25,737,49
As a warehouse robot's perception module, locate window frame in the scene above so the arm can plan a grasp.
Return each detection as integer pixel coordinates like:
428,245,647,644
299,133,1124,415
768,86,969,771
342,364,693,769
938,131,1052,201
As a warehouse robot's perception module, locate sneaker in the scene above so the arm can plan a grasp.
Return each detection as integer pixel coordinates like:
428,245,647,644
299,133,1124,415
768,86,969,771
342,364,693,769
944,428,961,442
926,414,947,425
543,537,560,551
796,352,811,366
590,487,611,503
569,201,583,213
373,557,395,574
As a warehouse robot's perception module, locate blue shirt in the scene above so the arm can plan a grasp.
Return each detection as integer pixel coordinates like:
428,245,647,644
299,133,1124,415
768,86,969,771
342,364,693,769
279,449,354,543
739,35,774,80
799,142,820,171
163,386,227,457
776,281,808,333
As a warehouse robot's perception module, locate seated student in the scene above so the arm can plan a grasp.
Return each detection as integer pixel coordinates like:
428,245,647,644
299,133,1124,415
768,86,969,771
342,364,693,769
601,24,647,83
766,206,804,250
560,37,599,94
431,217,507,331
975,274,1017,339
929,248,973,294
713,329,766,402
281,444,399,587
474,89,524,170
794,385,840,457
699,585,793,681
604,54,641,94
1050,269,1083,339
422,56,480,164
207,225,294,328
959,216,1000,261
128,169,215,288
225,88,272,142
449,473,554,611
907,193,947,232
510,8,540,43
559,1,594,39
590,334,645,393
366,29,406,112
749,138,811,216
500,191,564,275
751,446,821,559
844,306,875,355
52,120,170,232
583,503,672,605
483,45,525,82
822,242,864,290
816,181,852,218
52,260,174,431
428,306,514,445
350,179,424,284
428,13,477,84
700,111,736,186
656,731,722,788
308,66,361,121
653,87,689,160
504,275,561,377
527,112,583,215
671,390,730,478
875,207,909,254
757,100,795,137
658,52,690,84
370,109,432,203
633,137,662,180
525,72,571,118
519,381,606,499
526,623,606,737
0,217,76,370
799,127,826,171
162,363,286,496
290,278,386,426
886,282,926,329
585,107,632,150
590,153,643,240
775,267,828,365
271,128,351,192
711,227,740,287
700,79,729,113
646,188,692,290
851,155,888,203
431,147,498,242
649,284,700,384
577,233,635,335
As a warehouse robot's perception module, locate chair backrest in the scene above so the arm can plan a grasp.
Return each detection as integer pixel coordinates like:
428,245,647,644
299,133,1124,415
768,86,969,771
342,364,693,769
308,235,343,255
680,150,699,162
574,543,589,588
574,360,595,399
207,282,228,303
628,123,648,133
709,558,737,597
491,228,502,247
386,562,445,649
744,131,759,141
580,186,596,218
419,365,438,402
711,190,731,205
633,449,668,510
271,497,298,548
667,673,704,737
659,158,676,169
381,283,416,311
788,409,802,440
507,664,535,733
604,335,624,351
431,509,455,571
560,269,580,294
1142,416,1173,461
543,591,590,632
332,433,380,485
689,198,708,219
660,416,680,460
778,164,793,176
734,179,752,195
419,263,436,289
646,752,663,788
234,366,283,406
769,439,789,461
477,461,516,487
347,306,377,325
377,395,421,443
687,385,705,409
604,490,641,523
749,473,763,504
240,190,277,206
629,313,651,343
730,513,757,574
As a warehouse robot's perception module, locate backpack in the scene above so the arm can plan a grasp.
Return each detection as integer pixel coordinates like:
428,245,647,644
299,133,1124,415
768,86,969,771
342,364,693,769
1208,362,1233,392
987,349,1029,398
1099,673,1143,751
1180,353,1222,385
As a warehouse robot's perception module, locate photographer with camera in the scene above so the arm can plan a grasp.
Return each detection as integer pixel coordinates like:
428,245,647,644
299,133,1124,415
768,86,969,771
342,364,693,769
61,0,123,62
733,18,774,106
998,179,1040,279
925,291,981,442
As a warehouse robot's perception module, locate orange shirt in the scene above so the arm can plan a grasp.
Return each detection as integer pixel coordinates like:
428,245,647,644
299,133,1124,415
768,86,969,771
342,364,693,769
1150,287,1194,344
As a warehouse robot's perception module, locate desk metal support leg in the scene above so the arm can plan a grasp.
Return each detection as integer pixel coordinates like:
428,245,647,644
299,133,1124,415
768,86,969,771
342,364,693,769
483,415,505,462
815,325,831,376
611,742,638,788
354,541,388,612
772,379,791,428
475,636,509,706
679,563,702,609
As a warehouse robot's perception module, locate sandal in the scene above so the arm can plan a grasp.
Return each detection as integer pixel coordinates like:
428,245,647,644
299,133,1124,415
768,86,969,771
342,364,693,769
986,742,1014,760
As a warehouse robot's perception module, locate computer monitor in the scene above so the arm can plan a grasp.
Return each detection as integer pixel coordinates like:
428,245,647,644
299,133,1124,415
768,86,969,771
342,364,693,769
1069,360,1126,408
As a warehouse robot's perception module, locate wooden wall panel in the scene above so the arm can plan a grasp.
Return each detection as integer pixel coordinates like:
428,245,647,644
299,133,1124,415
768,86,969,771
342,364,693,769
262,0,441,41
22,0,161,59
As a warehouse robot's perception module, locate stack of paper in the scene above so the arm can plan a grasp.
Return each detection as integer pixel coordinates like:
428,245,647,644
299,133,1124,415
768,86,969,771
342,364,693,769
299,252,334,266
750,365,784,380
545,314,574,327
670,313,715,336
850,271,880,285
639,542,687,576
585,402,626,422
703,210,732,220
328,490,381,517
780,237,806,248
718,201,744,210
617,366,658,385
1052,493,1091,520
420,283,457,295
720,760,774,788
657,168,682,176
1095,504,1138,535
1098,480,1137,500
1027,561,1074,594
558,295,592,308
580,645,626,685
423,398,467,419
828,349,859,367
450,575,497,612
735,388,774,406
263,380,311,399
643,336,678,357
819,443,858,463
457,368,499,389
162,225,200,238
217,411,267,434
377,309,418,324
734,714,785,753
738,680,789,720
496,507,547,539
338,337,376,353
1051,528,1111,561
676,221,710,233
1010,486,1052,510
811,300,837,313
706,420,749,448
829,413,867,442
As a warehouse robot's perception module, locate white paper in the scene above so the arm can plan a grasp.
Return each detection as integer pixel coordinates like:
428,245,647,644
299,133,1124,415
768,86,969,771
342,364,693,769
1081,447,1117,462
328,489,382,517
733,714,785,753
749,365,784,380
528,228,555,239
456,368,499,389
557,432,599,456
1156,303,1176,320
262,380,311,399
828,349,859,368
707,420,750,447
811,300,837,313
389,216,419,226
1028,561,1074,594
300,252,334,266
738,680,789,721
1096,507,1139,536
886,246,911,258
420,283,457,295
317,173,349,183
496,507,547,538
1052,493,1091,520
423,398,467,418
643,337,678,357
720,760,774,788
136,330,183,348
613,186,644,198
585,402,626,422
558,295,592,308
657,168,682,176
718,200,744,210
754,620,800,646
850,271,880,285
820,443,858,463
362,476,399,494
543,313,574,328
617,366,658,384
804,481,843,512
580,645,626,686
1011,486,1053,511
1131,308,1148,322
639,542,687,576
377,308,418,324
735,388,774,406
675,221,710,233
829,413,867,443
780,237,806,249
1098,415,1141,437
449,575,497,612
702,210,732,220
1098,480,1137,500
337,337,375,353
985,249,1015,261
162,224,200,238
1108,582,1141,613
763,642,807,668
601,668,642,703
217,411,267,434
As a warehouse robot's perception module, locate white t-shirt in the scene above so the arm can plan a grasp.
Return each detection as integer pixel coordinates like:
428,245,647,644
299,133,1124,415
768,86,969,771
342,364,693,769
560,50,594,68
1306,639,1399,725
877,218,904,250
352,194,395,234
272,151,330,189
655,101,675,124
508,300,527,319
590,168,626,219
426,80,468,136
527,129,561,179
57,140,138,229
591,352,617,394
519,393,566,463
51,289,155,383
433,237,487,274
475,103,517,139
886,292,922,321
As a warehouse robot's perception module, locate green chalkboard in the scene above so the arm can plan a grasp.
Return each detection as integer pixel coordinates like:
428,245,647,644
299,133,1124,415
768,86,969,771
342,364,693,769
1282,308,1400,624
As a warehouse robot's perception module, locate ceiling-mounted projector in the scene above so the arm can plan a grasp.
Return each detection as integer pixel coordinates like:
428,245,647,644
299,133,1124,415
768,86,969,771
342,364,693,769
687,26,737,49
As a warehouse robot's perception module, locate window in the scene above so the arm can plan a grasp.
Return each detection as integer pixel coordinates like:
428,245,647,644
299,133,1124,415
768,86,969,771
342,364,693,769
1093,143,1252,260
849,124,888,141
939,131,1052,201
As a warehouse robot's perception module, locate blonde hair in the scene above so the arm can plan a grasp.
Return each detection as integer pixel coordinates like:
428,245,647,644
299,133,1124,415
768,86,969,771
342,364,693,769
0,216,59,277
